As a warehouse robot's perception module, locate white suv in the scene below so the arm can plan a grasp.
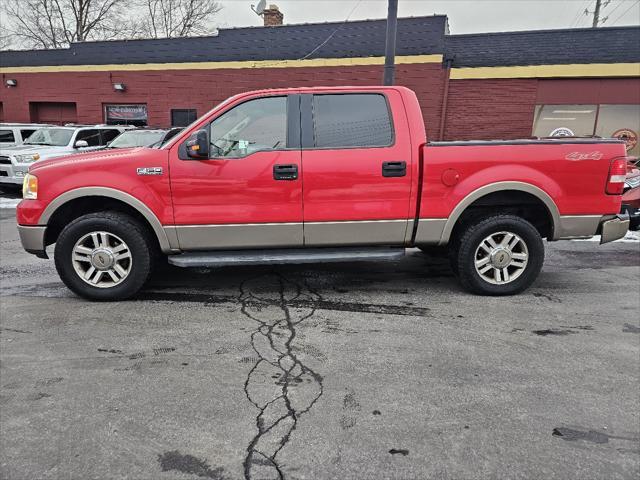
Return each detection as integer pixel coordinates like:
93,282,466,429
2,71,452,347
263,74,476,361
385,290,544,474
0,123,52,148
0,125,130,186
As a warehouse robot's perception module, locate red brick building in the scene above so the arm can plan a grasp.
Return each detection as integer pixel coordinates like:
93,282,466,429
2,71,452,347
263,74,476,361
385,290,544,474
1,12,639,155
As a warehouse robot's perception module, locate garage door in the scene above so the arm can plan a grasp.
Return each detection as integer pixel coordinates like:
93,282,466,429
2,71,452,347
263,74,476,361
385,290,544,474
30,102,77,125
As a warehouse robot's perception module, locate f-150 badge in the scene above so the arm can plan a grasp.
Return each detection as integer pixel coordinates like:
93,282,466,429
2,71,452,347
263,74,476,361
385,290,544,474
137,167,163,175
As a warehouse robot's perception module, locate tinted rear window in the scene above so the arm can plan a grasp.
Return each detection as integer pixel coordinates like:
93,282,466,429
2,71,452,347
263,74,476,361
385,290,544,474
0,130,15,143
312,94,394,148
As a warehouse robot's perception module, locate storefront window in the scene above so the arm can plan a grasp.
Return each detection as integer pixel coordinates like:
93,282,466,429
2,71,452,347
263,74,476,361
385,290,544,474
104,104,148,127
595,105,640,157
532,104,640,157
532,105,597,138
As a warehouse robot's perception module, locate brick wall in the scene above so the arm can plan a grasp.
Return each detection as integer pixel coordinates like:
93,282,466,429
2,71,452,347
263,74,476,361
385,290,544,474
442,78,539,140
0,63,447,138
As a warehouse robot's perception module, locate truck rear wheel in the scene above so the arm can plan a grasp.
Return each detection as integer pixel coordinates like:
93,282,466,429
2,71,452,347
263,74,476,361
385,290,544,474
54,212,154,301
452,214,544,295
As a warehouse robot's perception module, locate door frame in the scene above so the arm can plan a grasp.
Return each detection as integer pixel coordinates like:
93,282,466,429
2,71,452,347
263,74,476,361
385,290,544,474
169,93,305,251
299,91,412,247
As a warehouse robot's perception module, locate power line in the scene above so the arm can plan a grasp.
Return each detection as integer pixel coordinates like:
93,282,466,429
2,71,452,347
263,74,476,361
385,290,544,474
570,0,594,27
298,0,363,60
604,0,628,19
609,0,640,25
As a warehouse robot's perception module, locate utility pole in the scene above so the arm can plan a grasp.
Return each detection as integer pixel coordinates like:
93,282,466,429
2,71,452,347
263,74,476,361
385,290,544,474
592,0,602,27
383,0,398,85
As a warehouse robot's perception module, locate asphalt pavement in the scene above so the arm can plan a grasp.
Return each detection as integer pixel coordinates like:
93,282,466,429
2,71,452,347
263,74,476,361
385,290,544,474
1,203,639,480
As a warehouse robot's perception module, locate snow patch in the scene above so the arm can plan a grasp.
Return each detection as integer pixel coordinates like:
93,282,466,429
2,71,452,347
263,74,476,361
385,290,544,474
572,230,639,243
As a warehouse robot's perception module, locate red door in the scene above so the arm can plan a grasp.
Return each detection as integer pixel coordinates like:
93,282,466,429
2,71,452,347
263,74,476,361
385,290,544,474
301,91,414,246
169,95,303,250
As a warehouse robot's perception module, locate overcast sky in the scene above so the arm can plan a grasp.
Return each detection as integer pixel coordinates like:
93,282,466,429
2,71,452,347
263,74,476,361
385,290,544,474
216,0,640,33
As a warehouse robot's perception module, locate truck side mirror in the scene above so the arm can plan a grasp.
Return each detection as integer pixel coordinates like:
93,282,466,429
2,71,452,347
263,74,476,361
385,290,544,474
185,130,209,159
74,140,89,148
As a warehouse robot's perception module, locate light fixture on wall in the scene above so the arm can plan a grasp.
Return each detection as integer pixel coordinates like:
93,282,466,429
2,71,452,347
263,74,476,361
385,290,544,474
5,79,17,87
113,83,126,92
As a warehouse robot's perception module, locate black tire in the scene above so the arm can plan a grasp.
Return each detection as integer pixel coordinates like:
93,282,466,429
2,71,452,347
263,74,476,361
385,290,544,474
453,214,544,296
54,211,154,301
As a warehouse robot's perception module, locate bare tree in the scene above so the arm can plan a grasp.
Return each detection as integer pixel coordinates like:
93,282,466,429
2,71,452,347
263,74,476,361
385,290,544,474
137,0,223,38
2,0,128,49
0,33,12,51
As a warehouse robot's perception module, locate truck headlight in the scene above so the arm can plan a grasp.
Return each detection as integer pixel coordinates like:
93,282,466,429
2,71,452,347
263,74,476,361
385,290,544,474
22,173,38,200
15,153,40,163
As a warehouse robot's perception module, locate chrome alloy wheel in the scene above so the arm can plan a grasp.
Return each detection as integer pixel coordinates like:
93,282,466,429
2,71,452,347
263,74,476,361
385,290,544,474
71,231,132,288
474,231,529,285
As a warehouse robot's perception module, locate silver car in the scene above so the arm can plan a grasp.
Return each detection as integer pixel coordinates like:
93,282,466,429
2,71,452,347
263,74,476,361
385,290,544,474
0,125,130,186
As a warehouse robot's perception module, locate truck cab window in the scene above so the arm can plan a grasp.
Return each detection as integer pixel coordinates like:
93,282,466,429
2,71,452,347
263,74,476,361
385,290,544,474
0,130,15,143
20,129,36,141
209,96,287,158
101,129,122,145
76,129,101,147
312,94,394,148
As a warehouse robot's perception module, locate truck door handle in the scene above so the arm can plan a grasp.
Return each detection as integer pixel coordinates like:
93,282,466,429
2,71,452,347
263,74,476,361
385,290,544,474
273,164,298,181
382,161,407,177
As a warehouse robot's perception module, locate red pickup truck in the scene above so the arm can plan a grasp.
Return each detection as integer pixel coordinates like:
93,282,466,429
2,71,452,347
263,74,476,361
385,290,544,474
16,86,630,300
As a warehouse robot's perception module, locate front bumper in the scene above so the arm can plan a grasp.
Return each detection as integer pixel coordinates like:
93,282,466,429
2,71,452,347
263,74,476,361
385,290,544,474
17,225,48,258
599,214,629,244
0,162,28,185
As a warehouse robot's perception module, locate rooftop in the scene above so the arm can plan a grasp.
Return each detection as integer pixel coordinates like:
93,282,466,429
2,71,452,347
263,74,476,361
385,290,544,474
0,15,638,69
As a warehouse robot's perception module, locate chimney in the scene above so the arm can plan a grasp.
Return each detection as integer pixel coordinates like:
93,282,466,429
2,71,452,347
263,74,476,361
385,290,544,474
263,4,284,27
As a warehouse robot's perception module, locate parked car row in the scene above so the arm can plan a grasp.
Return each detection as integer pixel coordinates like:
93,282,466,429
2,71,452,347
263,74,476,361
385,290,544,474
0,123,182,187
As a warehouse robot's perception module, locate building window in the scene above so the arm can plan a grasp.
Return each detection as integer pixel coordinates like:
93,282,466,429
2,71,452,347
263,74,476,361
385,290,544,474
595,105,640,157
105,104,148,126
532,104,640,157
171,109,197,127
532,105,598,138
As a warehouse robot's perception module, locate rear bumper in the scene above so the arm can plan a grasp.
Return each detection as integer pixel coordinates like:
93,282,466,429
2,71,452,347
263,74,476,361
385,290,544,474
599,214,629,244
17,225,48,258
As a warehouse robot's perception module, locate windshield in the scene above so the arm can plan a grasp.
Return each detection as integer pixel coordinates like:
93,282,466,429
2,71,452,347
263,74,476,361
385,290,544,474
108,130,165,148
24,128,74,147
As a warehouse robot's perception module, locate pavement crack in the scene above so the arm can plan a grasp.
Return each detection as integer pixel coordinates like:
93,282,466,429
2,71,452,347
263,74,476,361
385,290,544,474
239,273,323,480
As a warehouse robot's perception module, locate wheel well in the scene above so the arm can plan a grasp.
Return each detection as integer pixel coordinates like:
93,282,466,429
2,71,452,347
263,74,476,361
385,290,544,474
450,190,554,242
44,196,160,250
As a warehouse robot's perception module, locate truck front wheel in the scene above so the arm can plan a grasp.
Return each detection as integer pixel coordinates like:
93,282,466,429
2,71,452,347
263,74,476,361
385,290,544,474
54,212,154,301
452,215,544,295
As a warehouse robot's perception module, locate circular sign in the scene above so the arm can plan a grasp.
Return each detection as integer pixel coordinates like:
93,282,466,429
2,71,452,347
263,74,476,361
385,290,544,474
550,127,575,137
612,128,638,152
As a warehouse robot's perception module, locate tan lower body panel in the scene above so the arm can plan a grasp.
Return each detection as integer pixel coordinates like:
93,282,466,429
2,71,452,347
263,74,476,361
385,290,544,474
303,220,409,246
555,215,602,239
168,215,606,251
171,220,410,250
173,223,303,250
413,218,448,245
